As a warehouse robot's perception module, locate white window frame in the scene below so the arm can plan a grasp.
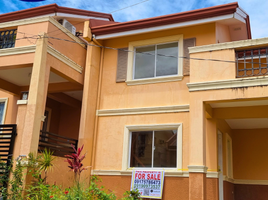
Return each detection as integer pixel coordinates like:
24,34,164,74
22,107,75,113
126,35,183,86
0,98,8,124
122,123,182,172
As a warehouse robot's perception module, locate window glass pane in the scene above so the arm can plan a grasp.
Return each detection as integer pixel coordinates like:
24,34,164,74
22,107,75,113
130,131,153,167
134,46,155,79
156,42,178,77
153,130,177,168
0,102,5,124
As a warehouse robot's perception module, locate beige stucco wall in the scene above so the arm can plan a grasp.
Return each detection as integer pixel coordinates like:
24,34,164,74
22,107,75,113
16,22,50,47
0,53,34,68
99,23,220,111
95,112,189,170
47,22,87,68
190,49,236,83
216,23,231,43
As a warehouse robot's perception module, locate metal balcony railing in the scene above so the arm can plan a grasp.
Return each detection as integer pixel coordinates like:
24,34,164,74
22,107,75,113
0,29,17,49
236,47,268,77
39,131,78,157
0,124,17,193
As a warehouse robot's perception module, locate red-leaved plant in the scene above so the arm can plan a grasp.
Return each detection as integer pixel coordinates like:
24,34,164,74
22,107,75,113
65,144,86,183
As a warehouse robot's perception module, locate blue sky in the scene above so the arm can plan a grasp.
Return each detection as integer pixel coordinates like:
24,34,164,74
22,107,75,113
0,0,267,39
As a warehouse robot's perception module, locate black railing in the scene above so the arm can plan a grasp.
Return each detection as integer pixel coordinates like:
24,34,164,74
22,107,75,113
39,131,78,157
236,47,268,77
0,124,17,194
0,29,17,49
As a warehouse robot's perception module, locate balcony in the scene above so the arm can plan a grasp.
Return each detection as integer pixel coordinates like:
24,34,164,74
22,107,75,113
39,131,78,157
236,47,268,78
0,29,17,49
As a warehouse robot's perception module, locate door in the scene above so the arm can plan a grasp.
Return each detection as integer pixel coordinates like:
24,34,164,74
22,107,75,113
218,130,224,200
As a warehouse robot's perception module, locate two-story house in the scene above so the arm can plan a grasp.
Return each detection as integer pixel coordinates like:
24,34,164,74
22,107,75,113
1,2,267,200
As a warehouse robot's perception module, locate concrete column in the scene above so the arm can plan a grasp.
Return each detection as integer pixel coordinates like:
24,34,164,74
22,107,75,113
189,97,207,200
13,103,27,160
19,33,50,156
78,42,102,182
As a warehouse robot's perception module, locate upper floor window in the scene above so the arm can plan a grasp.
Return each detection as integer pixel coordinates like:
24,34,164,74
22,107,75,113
134,42,178,79
0,29,17,49
126,35,183,85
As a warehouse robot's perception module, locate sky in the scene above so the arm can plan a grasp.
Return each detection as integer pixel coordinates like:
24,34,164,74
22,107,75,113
0,0,267,39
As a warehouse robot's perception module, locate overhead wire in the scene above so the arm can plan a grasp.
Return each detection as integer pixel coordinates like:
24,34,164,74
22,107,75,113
3,33,268,66
42,35,268,66
110,0,150,13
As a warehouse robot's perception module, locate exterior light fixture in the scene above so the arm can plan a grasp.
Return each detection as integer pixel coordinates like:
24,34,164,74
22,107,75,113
21,91,29,100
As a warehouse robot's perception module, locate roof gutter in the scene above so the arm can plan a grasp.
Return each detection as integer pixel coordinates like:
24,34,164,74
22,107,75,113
95,14,234,40
92,2,239,37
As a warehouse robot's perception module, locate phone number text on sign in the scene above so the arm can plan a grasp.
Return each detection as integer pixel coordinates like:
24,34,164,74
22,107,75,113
130,170,165,199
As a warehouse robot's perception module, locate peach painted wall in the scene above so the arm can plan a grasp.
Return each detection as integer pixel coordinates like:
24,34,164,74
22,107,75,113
100,69,190,109
0,91,19,124
45,98,81,139
189,87,268,173
16,22,50,47
46,54,84,85
14,21,86,68
233,128,268,180
216,23,231,43
46,156,76,188
206,178,218,200
99,23,216,110
47,22,87,68
190,49,236,83
104,23,216,48
58,104,81,140
45,98,61,134
0,53,34,68
68,20,85,33
206,119,218,172
94,112,189,170
95,175,218,200
96,176,190,200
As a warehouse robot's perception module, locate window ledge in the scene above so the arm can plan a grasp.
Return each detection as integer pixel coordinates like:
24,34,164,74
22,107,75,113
92,169,219,178
92,169,185,177
126,75,183,86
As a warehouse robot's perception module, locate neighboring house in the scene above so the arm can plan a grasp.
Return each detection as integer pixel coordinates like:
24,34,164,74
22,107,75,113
1,2,267,200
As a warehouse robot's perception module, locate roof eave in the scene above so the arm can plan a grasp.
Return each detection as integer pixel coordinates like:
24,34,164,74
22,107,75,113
92,2,239,37
0,4,113,23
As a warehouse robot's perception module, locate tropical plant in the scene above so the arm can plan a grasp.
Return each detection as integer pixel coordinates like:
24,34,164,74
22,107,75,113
65,144,86,183
8,158,24,200
122,188,141,200
38,148,55,183
0,157,9,199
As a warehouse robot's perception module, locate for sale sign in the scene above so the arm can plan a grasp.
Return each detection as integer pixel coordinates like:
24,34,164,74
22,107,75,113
130,170,165,199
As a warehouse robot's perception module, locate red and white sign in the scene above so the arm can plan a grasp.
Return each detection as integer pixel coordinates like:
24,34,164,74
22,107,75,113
130,170,165,199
